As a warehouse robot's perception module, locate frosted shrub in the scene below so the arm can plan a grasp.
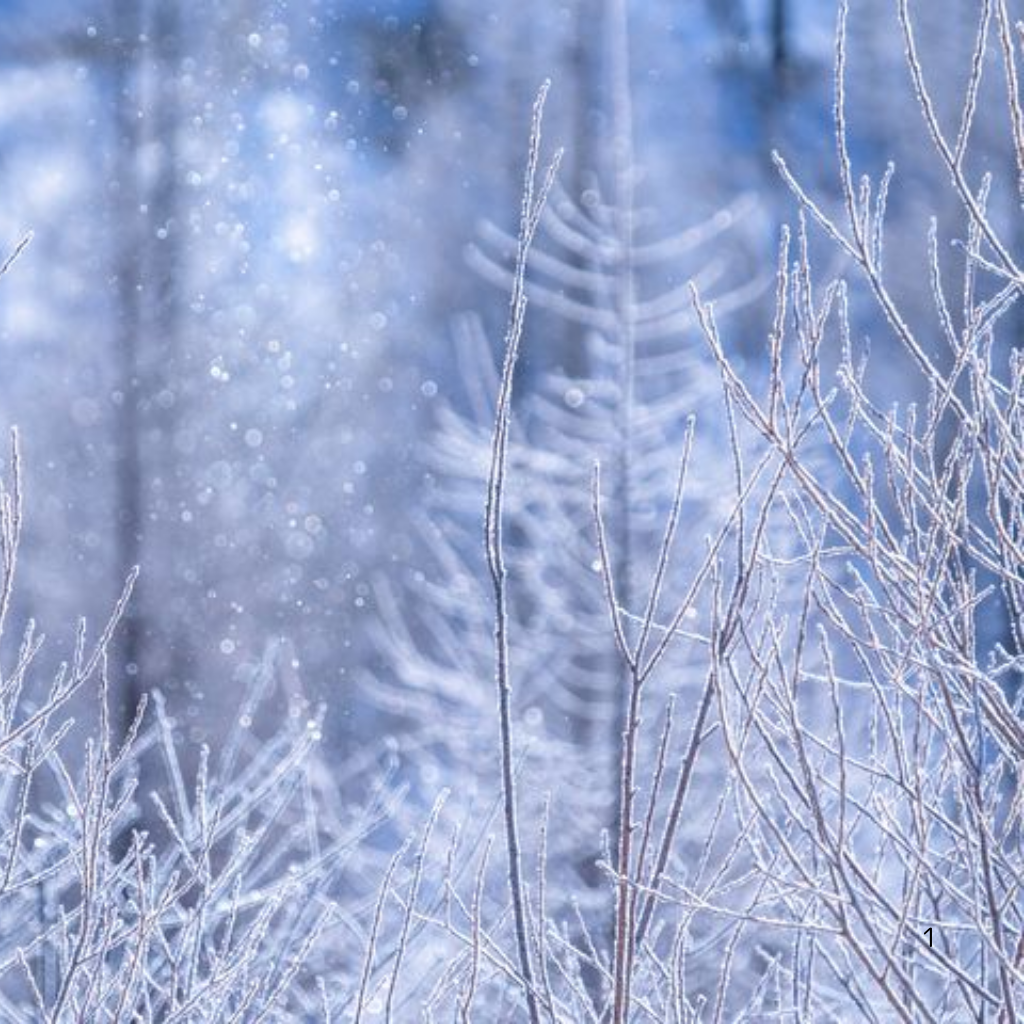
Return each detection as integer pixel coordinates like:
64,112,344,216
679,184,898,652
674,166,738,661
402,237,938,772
375,2,1024,1020
0,432,385,1021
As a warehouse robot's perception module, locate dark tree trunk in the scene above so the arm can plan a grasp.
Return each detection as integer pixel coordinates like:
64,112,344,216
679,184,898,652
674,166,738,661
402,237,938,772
146,0,188,696
110,0,146,733
771,0,788,77
111,0,185,736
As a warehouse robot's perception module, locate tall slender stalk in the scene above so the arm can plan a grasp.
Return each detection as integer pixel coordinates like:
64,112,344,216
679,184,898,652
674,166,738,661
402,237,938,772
484,83,561,1024
607,2,638,1017
607,0,638,857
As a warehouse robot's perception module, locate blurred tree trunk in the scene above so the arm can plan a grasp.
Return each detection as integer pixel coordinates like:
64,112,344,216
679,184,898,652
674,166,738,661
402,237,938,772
111,0,186,735
146,0,188,699
771,0,788,76
560,0,601,381
110,0,146,731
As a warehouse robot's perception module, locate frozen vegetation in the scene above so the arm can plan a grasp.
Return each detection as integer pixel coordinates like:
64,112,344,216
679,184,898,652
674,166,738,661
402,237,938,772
0,0,1021,1020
